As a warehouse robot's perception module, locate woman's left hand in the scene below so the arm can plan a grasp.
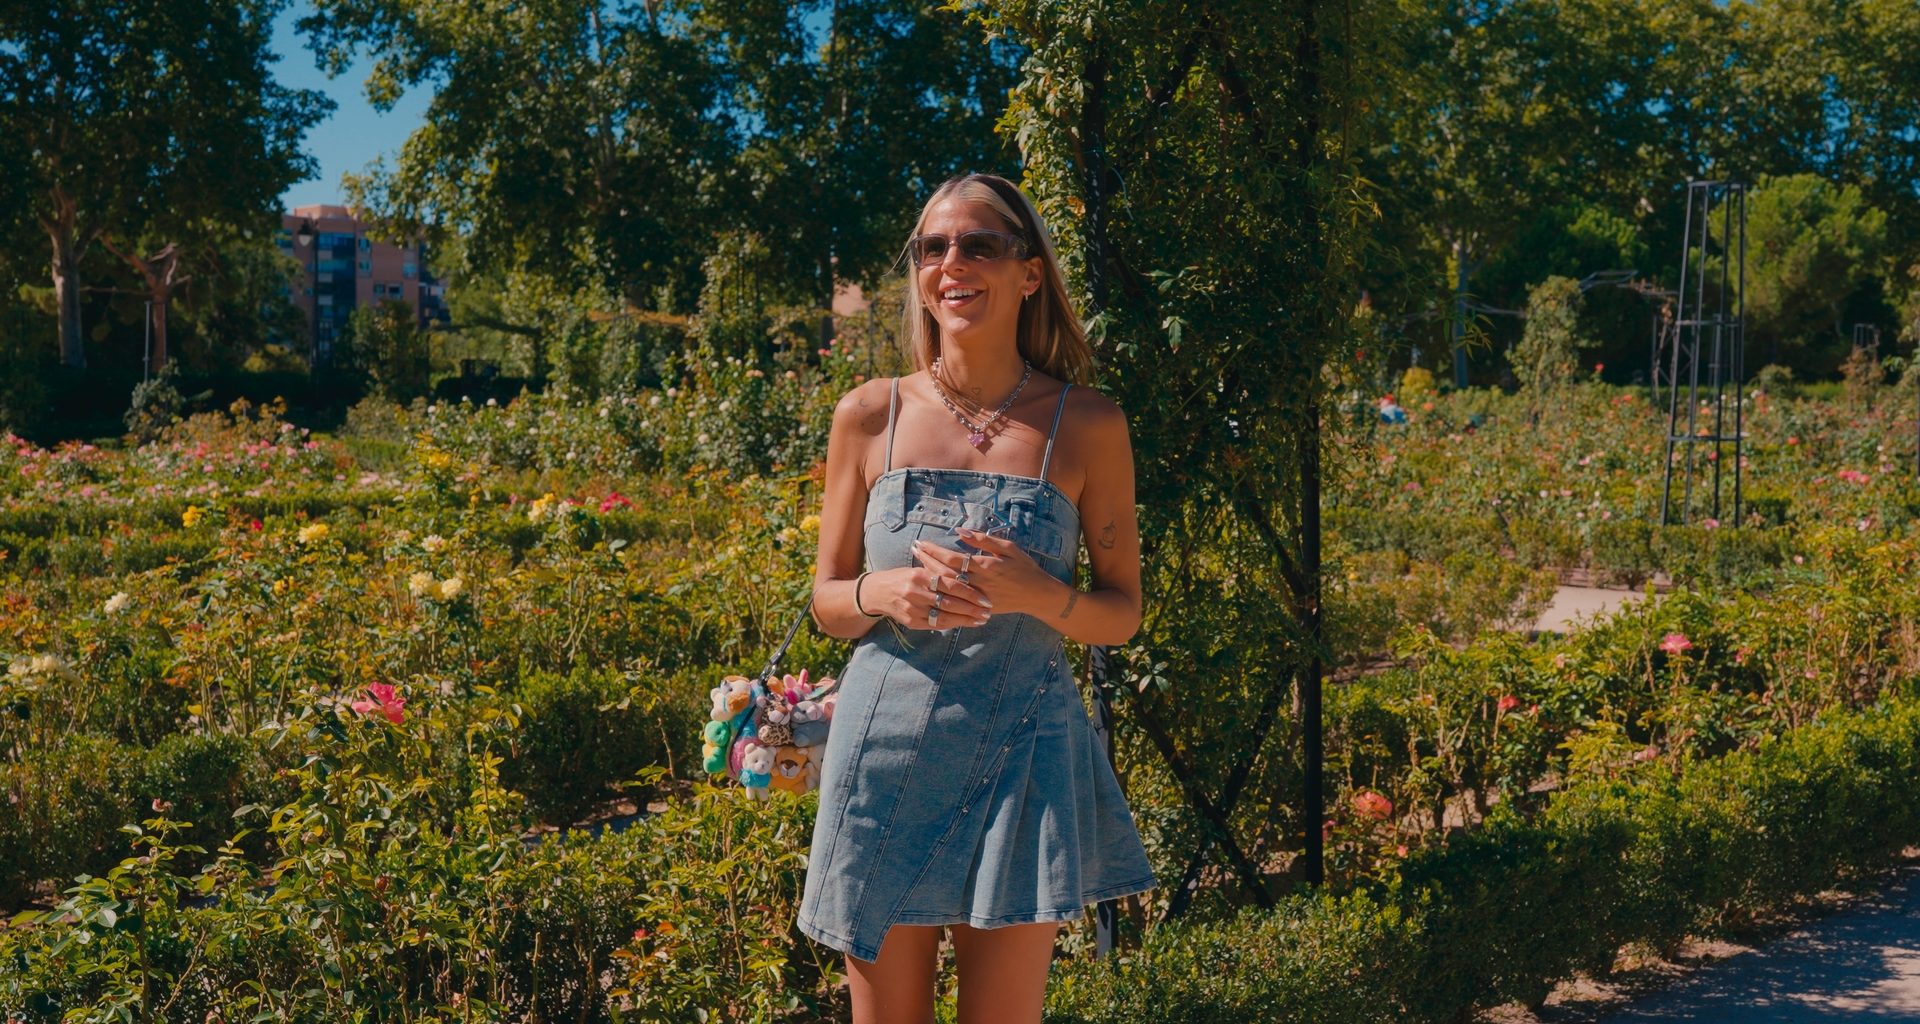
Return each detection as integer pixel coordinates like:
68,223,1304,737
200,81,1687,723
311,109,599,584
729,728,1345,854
912,527,1061,619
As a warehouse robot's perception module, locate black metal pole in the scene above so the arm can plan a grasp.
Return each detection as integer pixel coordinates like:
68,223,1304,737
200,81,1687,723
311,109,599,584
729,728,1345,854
1720,183,1735,518
1088,643,1120,956
1661,185,1696,526
1683,184,1711,523
1303,390,1324,887
1733,185,1746,525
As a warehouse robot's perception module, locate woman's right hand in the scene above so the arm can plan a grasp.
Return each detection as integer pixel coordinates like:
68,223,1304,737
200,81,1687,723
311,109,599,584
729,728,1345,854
868,564,993,629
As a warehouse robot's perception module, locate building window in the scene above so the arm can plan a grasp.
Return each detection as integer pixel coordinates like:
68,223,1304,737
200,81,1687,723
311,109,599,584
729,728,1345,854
403,262,416,279
358,259,371,273
358,237,371,251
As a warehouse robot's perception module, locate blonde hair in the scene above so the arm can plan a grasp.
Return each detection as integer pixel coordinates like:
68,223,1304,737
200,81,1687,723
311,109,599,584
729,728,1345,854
901,174,1094,386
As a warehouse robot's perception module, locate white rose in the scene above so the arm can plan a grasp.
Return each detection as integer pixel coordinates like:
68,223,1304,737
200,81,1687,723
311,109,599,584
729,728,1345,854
104,592,130,615
408,571,436,597
437,576,464,600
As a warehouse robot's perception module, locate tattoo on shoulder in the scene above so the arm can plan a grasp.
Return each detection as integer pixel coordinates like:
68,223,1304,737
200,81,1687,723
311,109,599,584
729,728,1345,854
1060,588,1080,619
1097,521,1117,550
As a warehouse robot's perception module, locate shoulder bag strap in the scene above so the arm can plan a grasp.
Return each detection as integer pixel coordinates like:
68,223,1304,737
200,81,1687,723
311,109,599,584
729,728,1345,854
754,589,847,700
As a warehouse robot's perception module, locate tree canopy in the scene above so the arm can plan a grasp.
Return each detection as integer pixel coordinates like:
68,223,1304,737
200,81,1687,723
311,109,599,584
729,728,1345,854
298,0,1019,314
0,0,329,368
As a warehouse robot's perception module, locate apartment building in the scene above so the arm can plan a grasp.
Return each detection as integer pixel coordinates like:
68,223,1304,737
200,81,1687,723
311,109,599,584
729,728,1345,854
274,204,448,365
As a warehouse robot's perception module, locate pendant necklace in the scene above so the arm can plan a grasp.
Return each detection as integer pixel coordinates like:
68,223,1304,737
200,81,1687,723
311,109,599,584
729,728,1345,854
930,356,1033,448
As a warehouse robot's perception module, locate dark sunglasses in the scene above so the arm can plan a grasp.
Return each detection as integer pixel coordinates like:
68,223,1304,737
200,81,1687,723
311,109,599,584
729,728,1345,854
905,229,1033,268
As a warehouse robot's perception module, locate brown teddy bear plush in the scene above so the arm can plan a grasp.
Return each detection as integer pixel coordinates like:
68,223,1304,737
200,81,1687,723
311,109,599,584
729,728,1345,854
769,746,815,795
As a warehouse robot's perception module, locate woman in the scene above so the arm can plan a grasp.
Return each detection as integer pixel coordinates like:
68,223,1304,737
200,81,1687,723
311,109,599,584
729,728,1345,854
799,172,1157,1023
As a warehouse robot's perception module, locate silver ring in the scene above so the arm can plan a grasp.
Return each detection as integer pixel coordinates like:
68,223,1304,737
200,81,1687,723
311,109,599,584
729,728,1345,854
933,592,945,609
962,553,973,574
928,607,941,627
955,570,971,586
931,575,941,595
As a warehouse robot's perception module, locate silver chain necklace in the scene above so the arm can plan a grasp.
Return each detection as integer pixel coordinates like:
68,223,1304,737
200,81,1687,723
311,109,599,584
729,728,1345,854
929,356,1033,448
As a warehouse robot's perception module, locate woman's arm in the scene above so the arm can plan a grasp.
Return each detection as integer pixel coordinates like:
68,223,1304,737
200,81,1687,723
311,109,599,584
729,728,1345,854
813,378,995,636
1019,391,1142,645
811,379,891,639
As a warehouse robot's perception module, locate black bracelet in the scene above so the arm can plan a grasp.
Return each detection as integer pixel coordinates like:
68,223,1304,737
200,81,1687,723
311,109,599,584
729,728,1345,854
852,571,880,617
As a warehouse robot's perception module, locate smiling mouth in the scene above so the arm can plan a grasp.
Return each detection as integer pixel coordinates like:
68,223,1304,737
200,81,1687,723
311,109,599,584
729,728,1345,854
939,286,982,307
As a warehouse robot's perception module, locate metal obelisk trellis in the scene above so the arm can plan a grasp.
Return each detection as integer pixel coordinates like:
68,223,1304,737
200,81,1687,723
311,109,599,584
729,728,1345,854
1660,181,1748,527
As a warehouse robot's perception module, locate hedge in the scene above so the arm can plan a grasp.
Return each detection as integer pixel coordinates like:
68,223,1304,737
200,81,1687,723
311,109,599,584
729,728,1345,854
6,686,1918,1022
1330,507,1795,588
1045,685,1920,1023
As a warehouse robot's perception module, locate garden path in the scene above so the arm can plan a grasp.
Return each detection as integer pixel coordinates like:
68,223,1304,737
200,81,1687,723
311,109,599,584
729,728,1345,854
1595,861,1920,1021
1532,585,1648,634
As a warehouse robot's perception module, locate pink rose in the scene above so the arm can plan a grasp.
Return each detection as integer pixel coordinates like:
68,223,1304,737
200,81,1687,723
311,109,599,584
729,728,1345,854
1351,789,1394,821
351,683,407,724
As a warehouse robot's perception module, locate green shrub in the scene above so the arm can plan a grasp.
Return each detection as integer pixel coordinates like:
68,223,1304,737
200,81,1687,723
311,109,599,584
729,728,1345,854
1588,518,1655,585
502,665,699,824
136,732,286,861
1044,892,1422,1023
0,735,140,905
1044,692,1920,1023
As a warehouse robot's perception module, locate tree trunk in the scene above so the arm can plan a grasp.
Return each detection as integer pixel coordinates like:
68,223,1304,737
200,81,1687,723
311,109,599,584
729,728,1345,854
151,294,170,369
50,225,87,369
100,238,185,371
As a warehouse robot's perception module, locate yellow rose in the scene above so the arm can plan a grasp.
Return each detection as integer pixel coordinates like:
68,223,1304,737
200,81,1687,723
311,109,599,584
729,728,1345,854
297,522,330,545
181,505,205,528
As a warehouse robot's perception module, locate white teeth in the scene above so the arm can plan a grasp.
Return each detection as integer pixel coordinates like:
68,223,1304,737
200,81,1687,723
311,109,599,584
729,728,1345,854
942,287,979,300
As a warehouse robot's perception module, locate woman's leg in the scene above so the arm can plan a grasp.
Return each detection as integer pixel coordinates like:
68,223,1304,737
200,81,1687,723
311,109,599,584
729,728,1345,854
951,921,1062,1024
846,924,943,1024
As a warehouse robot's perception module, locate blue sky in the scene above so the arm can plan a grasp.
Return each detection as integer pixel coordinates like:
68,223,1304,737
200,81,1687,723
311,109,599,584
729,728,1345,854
272,1,429,210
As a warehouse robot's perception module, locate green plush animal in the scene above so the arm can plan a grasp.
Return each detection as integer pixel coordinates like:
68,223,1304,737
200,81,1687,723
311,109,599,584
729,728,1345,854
702,718,735,775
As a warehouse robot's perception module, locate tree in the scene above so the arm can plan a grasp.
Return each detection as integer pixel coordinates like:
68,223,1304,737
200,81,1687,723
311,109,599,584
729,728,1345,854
1510,275,1595,417
973,0,1379,910
1744,173,1889,370
301,0,728,308
0,0,330,369
690,0,1021,308
299,0,1018,322
345,300,432,403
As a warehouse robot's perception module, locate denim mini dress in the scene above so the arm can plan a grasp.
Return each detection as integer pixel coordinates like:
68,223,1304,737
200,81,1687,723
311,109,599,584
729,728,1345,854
797,378,1158,962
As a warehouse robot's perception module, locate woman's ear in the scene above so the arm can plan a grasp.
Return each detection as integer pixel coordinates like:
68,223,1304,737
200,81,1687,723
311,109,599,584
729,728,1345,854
1023,257,1043,297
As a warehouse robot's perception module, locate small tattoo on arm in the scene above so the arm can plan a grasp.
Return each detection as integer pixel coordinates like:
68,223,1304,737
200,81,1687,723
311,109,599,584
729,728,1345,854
1097,521,1117,550
1059,589,1080,619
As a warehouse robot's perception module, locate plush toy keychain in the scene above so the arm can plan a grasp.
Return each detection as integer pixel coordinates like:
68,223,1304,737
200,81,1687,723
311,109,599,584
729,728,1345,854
695,591,843,792
738,739,774,798
701,720,733,775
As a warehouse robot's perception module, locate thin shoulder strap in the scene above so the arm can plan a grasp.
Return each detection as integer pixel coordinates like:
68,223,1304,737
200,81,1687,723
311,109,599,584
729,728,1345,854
884,377,900,473
1038,383,1072,483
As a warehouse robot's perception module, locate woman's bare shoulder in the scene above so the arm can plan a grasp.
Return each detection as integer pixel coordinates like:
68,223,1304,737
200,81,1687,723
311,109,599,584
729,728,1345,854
1064,381,1128,435
830,376,897,436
